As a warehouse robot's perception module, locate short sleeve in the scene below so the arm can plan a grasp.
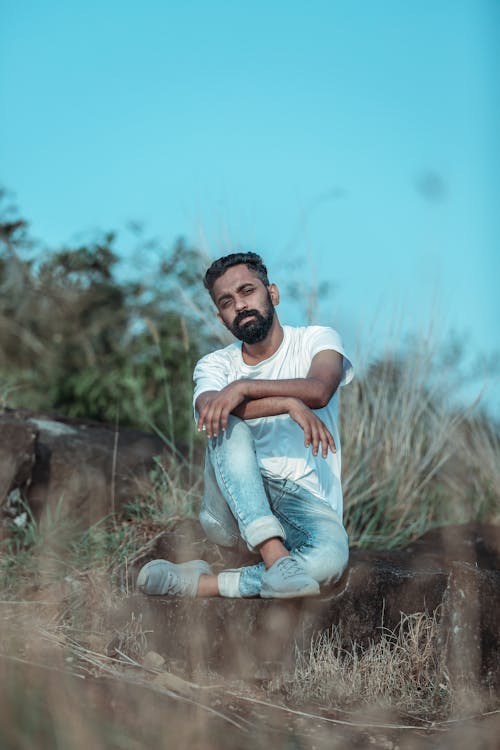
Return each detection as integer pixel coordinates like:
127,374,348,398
305,326,354,386
192,351,231,417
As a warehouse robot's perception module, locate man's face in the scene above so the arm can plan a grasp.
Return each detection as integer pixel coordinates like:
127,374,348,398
212,264,278,344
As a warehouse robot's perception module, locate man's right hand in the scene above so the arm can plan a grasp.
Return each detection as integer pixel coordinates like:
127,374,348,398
287,398,336,458
196,382,247,438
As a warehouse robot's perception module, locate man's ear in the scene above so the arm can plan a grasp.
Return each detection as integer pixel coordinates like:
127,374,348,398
269,283,280,306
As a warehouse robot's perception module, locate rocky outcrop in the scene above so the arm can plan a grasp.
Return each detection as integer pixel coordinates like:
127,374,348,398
0,417,37,503
0,408,173,526
440,561,500,692
2,409,499,696
125,521,500,692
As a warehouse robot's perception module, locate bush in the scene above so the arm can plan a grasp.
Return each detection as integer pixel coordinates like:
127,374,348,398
0,193,218,445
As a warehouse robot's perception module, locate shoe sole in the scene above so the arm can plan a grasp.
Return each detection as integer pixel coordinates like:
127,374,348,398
260,580,320,599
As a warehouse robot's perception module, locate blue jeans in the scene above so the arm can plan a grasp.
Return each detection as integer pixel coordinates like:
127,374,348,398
199,415,349,597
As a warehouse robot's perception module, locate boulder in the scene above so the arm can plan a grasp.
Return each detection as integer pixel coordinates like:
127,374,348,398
0,417,36,503
440,561,500,692
0,408,174,525
124,520,500,690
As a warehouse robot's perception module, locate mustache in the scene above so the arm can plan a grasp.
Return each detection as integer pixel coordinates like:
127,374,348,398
234,309,262,326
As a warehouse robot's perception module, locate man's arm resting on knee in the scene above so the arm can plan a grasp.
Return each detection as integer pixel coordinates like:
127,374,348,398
236,396,337,457
197,392,336,457
196,350,343,447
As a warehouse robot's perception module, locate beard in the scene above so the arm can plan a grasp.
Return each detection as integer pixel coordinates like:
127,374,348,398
229,293,275,344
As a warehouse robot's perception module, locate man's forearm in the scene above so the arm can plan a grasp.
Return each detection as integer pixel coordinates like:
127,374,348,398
233,395,295,420
238,377,335,410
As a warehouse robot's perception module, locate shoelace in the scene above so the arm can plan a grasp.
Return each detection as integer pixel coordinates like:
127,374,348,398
169,569,196,596
275,557,303,579
149,567,189,596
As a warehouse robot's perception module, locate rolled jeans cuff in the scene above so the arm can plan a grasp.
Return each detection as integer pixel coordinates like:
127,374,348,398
243,516,285,551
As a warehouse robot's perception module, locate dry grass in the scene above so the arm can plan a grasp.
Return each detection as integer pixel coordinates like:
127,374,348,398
340,341,500,547
277,612,452,720
447,417,500,520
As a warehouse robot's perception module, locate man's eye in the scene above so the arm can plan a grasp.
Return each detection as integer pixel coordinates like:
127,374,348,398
243,287,254,294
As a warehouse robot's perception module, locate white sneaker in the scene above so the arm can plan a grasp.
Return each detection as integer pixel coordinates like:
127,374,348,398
137,559,212,597
260,556,320,599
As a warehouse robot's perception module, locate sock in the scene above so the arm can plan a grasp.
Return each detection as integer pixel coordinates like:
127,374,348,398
217,569,242,598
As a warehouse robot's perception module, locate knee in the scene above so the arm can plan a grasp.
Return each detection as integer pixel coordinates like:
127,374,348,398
298,539,349,585
199,508,239,548
225,413,250,434
207,415,257,470
209,415,254,452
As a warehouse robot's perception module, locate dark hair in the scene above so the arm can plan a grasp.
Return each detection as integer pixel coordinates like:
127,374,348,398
203,252,269,297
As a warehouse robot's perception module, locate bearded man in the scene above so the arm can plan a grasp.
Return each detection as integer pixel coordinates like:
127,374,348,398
138,252,353,599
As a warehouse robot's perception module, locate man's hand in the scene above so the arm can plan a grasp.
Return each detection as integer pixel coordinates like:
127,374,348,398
197,381,247,437
287,398,336,458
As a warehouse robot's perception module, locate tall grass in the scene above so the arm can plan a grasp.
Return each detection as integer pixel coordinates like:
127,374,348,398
340,341,500,547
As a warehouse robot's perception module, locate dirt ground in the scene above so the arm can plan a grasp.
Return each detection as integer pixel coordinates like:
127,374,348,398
1,648,499,750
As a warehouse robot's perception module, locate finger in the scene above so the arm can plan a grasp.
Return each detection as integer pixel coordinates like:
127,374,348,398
318,424,335,458
210,405,223,438
328,431,336,454
308,419,331,458
197,406,209,434
220,405,230,433
302,420,312,450
321,423,336,456
205,403,219,438
214,402,229,437
310,422,320,456
315,422,329,458
203,409,213,438
320,428,329,458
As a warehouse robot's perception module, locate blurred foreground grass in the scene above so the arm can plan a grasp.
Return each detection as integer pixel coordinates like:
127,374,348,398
0,410,498,747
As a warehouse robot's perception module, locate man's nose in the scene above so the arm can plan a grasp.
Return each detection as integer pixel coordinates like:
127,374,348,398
234,297,248,312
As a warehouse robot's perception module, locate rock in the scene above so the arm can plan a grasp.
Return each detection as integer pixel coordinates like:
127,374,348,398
142,650,166,670
123,520,500,690
151,670,201,698
395,523,500,571
440,561,500,692
123,564,451,680
0,408,175,524
0,418,36,503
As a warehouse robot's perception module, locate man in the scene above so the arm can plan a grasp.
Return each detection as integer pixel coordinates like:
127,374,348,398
137,252,353,598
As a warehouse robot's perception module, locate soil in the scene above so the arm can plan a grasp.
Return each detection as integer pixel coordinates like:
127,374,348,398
1,655,500,750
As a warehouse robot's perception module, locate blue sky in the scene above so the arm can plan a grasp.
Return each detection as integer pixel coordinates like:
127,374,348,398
1,1,499,413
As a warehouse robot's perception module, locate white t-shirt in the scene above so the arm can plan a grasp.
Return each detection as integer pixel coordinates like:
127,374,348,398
193,325,354,516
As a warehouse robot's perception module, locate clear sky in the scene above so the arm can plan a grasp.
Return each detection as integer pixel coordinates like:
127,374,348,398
1,1,499,413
